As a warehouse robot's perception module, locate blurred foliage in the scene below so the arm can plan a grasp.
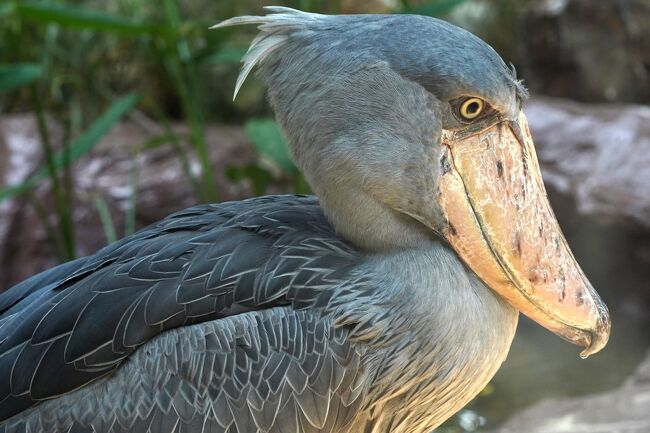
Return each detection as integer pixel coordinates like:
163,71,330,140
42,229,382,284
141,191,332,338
0,63,43,91
401,0,471,15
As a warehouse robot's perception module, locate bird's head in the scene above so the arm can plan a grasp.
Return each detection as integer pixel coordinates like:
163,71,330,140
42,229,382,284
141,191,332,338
213,7,610,357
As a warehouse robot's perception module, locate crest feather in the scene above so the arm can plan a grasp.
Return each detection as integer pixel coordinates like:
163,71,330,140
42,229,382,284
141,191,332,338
211,7,325,100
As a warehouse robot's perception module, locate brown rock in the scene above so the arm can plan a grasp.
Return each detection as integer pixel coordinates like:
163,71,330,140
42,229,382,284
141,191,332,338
527,96,650,230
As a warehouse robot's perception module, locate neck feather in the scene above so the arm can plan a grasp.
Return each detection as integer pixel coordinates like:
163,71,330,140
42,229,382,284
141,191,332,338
316,186,438,252
358,244,518,432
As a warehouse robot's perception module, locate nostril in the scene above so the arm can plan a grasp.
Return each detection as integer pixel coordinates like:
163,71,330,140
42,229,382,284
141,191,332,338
508,119,526,145
440,154,451,175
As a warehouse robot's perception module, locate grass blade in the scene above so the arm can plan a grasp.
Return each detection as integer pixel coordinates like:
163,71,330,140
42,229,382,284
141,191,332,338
54,93,139,165
400,0,470,16
0,93,139,202
125,157,138,236
160,0,218,203
17,2,160,35
32,84,76,260
0,64,43,92
94,196,117,243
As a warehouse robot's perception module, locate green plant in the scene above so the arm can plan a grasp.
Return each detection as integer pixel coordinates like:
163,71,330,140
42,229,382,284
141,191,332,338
0,87,138,259
2,0,232,201
0,0,249,260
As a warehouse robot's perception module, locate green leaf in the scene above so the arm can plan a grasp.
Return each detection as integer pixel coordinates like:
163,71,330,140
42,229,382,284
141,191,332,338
0,63,43,92
245,118,297,175
400,0,470,17
0,93,139,202
16,2,160,35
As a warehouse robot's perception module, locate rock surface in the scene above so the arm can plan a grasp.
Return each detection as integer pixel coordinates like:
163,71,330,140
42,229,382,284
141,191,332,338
526,97,650,230
486,349,650,433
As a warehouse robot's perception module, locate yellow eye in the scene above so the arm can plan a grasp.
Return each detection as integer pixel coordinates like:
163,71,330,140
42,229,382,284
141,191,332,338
459,97,484,120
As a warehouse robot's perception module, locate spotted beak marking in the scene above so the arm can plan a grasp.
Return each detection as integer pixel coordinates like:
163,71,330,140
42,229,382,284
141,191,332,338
438,112,610,357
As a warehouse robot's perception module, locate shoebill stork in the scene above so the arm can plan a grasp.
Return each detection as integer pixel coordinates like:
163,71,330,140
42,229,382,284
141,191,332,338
0,7,609,433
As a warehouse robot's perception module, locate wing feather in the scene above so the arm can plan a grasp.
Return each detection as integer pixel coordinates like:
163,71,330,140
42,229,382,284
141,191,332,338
0,196,371,431
10,307,369,433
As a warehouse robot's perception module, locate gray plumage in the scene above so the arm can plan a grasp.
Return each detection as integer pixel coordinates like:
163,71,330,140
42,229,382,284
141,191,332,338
0,7,526,433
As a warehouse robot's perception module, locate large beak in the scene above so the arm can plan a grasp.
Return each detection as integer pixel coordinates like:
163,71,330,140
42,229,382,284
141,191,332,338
438,112,610,357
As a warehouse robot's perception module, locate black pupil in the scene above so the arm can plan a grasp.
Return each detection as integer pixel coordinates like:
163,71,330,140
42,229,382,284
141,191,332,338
467,101,479,114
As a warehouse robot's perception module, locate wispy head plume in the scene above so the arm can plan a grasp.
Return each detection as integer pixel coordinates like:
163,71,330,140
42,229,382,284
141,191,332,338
211,7,326,100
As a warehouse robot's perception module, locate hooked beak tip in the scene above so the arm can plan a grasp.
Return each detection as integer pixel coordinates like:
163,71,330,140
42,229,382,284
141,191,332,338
579,307,611,358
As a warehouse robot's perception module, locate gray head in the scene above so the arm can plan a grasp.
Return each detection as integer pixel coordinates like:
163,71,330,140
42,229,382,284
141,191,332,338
215,7,526,250
213,7,609,357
